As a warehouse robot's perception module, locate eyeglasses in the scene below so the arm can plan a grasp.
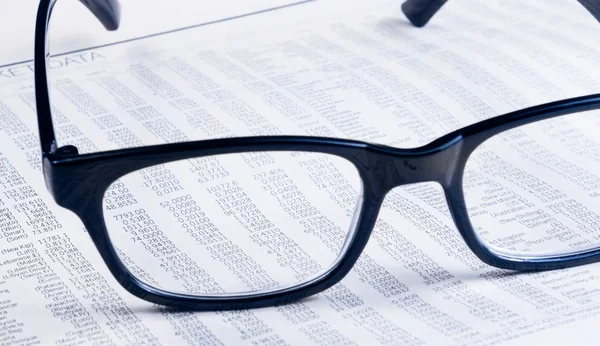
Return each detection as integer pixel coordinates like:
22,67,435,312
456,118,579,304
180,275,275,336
34,0,600,310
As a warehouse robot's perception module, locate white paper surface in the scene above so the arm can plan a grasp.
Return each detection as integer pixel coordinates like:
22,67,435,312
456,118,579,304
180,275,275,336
0,0,308,65
2,0,600,345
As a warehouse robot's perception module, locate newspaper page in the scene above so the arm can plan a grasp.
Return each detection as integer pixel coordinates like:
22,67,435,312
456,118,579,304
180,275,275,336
1,0,600,345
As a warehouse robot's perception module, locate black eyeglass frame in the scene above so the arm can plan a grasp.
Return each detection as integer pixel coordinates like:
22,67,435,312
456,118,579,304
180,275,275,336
34,0,600,310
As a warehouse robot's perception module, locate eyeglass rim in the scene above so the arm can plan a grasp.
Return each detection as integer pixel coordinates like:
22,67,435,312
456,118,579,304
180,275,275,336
34,0,600,309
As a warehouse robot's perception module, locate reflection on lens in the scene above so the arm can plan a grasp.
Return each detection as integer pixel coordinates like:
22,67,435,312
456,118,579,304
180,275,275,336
464,110,600,258
102,151,362,296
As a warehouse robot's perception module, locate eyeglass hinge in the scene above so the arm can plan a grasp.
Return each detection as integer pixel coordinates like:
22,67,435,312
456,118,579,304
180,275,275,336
55,145,79,156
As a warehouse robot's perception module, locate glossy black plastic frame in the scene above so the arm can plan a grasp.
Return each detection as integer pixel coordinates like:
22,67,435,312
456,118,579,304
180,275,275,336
34,0,600,310
400,0,600,27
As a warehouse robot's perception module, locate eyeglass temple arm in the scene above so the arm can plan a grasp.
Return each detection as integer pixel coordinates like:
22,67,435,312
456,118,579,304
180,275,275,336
35,0,120,156
79,0,121,30
401,0,600,27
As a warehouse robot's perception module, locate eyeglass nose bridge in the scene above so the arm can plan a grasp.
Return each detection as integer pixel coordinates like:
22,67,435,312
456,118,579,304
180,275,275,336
366,135,465,193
